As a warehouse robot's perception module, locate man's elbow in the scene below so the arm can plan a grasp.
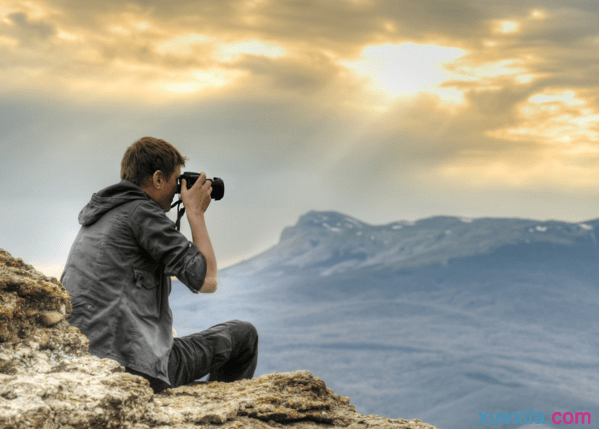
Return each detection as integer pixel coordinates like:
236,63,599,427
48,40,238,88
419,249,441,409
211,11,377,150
199,277,218,293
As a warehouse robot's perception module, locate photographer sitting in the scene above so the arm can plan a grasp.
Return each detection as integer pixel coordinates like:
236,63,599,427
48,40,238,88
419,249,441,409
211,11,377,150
61,136,258,392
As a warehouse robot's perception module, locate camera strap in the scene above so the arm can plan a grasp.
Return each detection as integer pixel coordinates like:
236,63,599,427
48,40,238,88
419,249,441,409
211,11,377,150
171,198,185,231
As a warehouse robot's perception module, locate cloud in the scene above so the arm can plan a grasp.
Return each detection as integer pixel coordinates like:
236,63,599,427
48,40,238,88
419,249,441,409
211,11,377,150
2,0,598,180
1,0,597,114
6,12,56,41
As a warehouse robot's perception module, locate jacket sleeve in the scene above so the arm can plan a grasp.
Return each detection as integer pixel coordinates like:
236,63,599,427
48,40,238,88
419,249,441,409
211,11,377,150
129,200,207,293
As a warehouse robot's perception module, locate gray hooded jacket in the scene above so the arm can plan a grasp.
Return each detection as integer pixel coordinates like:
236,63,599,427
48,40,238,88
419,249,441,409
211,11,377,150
61,180,207,384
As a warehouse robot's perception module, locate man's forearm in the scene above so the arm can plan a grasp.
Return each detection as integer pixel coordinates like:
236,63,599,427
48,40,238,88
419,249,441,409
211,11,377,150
187,212,218,293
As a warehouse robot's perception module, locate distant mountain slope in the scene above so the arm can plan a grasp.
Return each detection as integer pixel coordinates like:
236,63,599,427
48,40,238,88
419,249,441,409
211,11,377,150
171,211,599,429
226,210,599,277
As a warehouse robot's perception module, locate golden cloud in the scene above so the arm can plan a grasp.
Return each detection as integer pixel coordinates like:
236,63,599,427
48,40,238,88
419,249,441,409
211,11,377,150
2,0,599,194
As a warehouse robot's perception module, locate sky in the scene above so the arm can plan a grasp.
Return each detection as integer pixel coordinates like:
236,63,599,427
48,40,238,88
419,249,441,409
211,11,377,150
2,0,599,278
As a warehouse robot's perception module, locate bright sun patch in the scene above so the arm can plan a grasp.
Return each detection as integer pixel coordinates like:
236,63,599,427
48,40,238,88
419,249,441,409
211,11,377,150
342,42,466,103
496,20,520,34
342,43,541,107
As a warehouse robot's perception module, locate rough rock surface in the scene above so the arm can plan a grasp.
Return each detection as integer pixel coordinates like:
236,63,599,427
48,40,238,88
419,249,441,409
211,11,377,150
0,249,440,429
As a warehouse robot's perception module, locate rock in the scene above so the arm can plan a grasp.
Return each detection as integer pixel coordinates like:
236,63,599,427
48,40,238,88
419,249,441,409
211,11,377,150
0,249,441,429
0,249,153,429
0,251,71,344
38,311,64,327
147,370,438,428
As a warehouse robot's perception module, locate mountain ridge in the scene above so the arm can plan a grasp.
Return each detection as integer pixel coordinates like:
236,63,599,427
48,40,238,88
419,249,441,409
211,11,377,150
224,210,599,278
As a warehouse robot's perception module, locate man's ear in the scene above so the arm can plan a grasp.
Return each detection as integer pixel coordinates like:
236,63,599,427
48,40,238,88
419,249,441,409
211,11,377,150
152,170,165,189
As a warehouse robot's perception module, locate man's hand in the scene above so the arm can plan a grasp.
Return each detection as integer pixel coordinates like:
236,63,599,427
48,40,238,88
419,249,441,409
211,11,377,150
179,172,218,293
180,172,212,216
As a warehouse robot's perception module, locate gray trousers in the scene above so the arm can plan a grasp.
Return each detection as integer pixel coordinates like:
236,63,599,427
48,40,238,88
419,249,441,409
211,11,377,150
127,319,259,392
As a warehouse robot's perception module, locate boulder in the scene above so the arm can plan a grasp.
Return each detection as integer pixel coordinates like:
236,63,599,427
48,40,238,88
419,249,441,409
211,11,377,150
0,249,152,429
0,249,440,429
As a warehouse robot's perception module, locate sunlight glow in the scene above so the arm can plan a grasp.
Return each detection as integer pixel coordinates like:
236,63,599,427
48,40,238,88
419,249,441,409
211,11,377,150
453,59,527,79
156,36,285,64
529,90,585,106
436,87,599,191
342,42,466,102
496,20,520,34
57,31,78,41
444,56,543,92
490,89,599,145
153,69,244,94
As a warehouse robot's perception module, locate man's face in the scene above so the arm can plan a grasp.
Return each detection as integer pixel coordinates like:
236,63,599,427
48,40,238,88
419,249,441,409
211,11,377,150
157,164,181,212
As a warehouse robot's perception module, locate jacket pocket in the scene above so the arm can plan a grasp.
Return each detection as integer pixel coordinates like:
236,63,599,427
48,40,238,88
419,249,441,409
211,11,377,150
132,268,160,319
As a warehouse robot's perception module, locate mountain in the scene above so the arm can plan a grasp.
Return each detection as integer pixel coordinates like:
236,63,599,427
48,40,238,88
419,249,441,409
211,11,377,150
227,210,599,276
170,211,599,429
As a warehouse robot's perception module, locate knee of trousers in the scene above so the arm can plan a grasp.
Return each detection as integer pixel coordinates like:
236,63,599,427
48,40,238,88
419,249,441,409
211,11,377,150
230,320,258,343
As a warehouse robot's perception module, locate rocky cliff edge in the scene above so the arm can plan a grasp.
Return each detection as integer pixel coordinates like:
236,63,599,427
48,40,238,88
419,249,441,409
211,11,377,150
0,249,439,429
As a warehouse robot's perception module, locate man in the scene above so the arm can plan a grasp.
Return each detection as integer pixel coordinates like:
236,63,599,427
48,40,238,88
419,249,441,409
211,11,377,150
61,136,258,392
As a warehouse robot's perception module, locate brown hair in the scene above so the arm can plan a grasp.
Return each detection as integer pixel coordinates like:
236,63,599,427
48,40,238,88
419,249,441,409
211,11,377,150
121,137,187,187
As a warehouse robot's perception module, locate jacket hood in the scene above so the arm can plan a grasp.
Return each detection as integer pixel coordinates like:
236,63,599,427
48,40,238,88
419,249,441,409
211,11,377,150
78,180,152,226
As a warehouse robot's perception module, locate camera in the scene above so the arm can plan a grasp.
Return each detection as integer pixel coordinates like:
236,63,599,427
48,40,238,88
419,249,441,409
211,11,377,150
176,172,225,200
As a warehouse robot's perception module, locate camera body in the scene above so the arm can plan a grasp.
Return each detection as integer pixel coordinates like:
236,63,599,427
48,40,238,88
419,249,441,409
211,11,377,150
177,172,225,200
